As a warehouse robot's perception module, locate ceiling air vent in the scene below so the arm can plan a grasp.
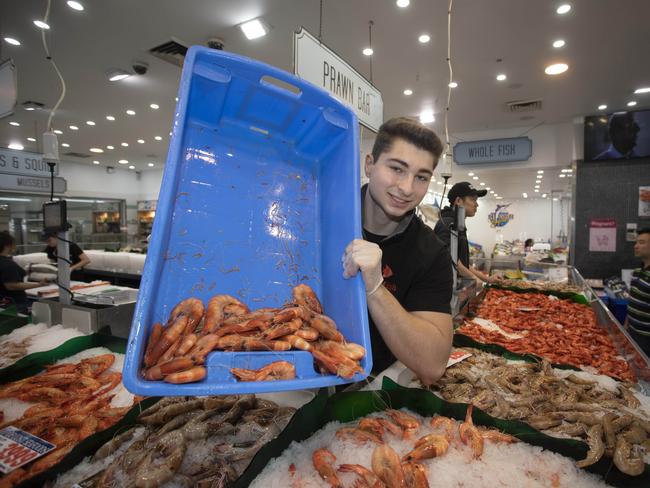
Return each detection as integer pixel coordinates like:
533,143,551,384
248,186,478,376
506,99,543,112
63,151,90,158
148,38,188,67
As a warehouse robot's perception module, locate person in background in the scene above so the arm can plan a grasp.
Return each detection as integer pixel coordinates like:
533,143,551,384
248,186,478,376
43,232,91,275
627,228,650,355
0,232,47,313
524,238,535,252
434,182,497,284
341,117,453,385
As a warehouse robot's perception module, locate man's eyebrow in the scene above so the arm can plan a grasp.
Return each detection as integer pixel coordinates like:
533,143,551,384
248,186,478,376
387,158,433,176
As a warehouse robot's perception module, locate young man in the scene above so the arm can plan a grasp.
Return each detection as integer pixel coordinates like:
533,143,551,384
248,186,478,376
342,117,453,385
433,182,494,284
627,228,650,355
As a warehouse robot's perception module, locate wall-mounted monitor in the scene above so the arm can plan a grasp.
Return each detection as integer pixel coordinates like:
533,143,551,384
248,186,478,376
584,109,650,161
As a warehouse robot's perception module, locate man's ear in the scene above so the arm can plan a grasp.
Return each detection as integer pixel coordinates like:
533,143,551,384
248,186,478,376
364,154,374,178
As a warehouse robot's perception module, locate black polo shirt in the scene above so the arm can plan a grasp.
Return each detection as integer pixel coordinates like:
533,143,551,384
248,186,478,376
45,242,83,266
0,256,27,302
362,188,453,374
433,206,470,268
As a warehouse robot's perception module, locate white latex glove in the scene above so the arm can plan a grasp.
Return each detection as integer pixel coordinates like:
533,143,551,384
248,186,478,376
342,239,384,296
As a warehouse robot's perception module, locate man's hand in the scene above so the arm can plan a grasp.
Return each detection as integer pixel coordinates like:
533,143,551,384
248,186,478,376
342,239,383,295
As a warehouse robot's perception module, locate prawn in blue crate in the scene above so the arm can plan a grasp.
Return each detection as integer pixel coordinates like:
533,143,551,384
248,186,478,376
141,284,366,383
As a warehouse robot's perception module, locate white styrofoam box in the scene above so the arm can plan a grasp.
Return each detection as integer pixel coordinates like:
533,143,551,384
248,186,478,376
127,254,146,274
13,252,50,270
102,252,130,273
84,250,106,271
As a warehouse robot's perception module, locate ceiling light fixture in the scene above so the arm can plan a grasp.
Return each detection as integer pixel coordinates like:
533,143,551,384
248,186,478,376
126,109,136,115
480,182,485,186
468,172,475,176
89,147,103,153
545,63,569,75
448,81,458,88
118,159,128,165
239,18,268,40
559,174,566,178
27,137,36,142
535,185,540,189
106,115,115,121
121,142,128,147
9,121,19,127
556,4,571,14
552,39,565,48
496,74,507,81
61,143,70,148
148,162,155,167
419,110,435,124
137,139,145,144
634,87,650,94
362,47,373,56
627,101,637,107
93,160,100,165
154,136,162,141
598,104,607,110
69,125,79,130
418,34,431,44
472,176,479,180
53,129,63,134
3,37,21,46
150,103,159,110
486,187,491,191
403,89,413,96
86,120,95,126
396,0,410,7
537,170,544,174
534,189,540,193
33,20,50,29
542,193,547,198
522,192,528,198
66,1,84,11
106,145,114,150
128,165,135,170
106,69,130,82
8,143,24,150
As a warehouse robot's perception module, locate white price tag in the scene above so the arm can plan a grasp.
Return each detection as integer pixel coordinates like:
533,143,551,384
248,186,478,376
0,426,55,474
446,349,472,368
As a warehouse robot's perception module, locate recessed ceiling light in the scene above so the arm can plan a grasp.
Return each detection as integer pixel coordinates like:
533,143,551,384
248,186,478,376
27,137,36,142
542,193,547,198
553,197,559,201
4,37,21,46
419,110,435,124
227,152,234,157
148,162,155,167
480,182,485,186
240,18,268,40
496,74,507,81
8,143,24,150
33,20,50,30
93,160,100,165
567,168,572,173
559,174,566,178
403,89,413,96
69,125,79,130
9,121,19,127
128,165,135,170
86,120,95,126
494,193,498,197
486,187,491,191
448,81,458,88
362,47,374,56
556,4,571,15
522,192,528,198
154,136,162,141
24,107,35,111
53,129,63,134
121,142,129,147
106,115,115,121
137,139,145,144
118,159,128,165
468,172,475,176
535,185,540,189
627,101,637,107
534,189,540,192
107,69,130,82
552,39,565,48
537,170,544,174
126,109,136,115
67,1,84,11
418,34,431,44
396,0,410,7
634,87,650,94
545,63,569,75
597,104,607,110
150,103,159,110
106,145,114,150
61,143,70,148
89,147,103,153
496,196,503,200
472,176,479,181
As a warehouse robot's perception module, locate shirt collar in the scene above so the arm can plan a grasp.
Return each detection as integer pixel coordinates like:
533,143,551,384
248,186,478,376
361,184,414,241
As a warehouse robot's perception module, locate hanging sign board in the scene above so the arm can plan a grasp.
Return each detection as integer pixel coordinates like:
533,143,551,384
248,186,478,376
588,218,616,253
453,137,532,165
0,148,59,177
293,27,383,132
0,174,66,194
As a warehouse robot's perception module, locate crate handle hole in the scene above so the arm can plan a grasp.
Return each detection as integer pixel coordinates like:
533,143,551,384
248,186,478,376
260,75,302,96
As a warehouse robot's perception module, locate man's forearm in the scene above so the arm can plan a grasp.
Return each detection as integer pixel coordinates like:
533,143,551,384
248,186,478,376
367,285,452,385
457,261,477,280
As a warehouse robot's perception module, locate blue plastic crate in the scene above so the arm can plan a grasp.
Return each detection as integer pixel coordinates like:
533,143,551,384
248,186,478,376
123,47,371,395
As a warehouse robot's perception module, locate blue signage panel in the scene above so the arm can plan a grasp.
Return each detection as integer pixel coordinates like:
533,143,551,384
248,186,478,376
453,137,532,165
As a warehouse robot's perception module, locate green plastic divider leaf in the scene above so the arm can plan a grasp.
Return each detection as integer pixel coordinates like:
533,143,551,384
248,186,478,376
486,283,589,304
0,308,29,337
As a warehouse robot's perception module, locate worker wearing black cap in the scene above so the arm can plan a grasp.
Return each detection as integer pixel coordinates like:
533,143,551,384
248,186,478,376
434,181,495,284
43,232,91,278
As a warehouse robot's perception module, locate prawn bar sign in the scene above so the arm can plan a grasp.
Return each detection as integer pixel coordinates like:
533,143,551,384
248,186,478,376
293,28,383,132
453,137,532,165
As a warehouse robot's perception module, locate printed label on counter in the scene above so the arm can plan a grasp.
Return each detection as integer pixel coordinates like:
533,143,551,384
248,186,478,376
0,426,56,474
446,349,472,368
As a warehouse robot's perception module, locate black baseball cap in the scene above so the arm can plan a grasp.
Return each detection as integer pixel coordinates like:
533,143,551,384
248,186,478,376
448,181,488,203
